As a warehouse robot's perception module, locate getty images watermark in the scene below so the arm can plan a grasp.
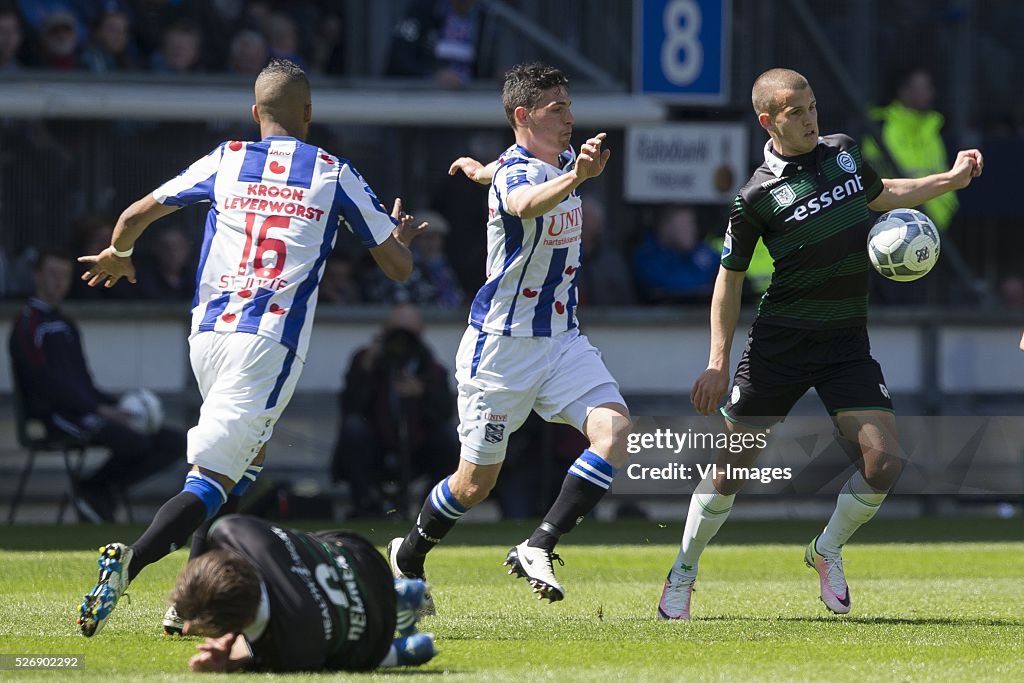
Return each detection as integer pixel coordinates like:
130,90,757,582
625,428,792,484
613,416,1024,496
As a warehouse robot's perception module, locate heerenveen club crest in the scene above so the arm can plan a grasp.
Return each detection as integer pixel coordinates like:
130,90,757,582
770,183,796,208
837,151,857,173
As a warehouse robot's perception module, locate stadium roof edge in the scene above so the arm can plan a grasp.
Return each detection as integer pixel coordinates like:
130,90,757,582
0,81,668,126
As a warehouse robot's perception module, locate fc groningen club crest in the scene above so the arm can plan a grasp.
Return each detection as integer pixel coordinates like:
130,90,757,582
770,184,796,207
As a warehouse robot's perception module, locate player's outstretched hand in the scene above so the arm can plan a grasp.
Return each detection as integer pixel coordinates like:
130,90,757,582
77,247,136,288
949,149,984,189
189,633,238,672
574,133,611,181
691,367,730,416
390,198,428,248
448,157,494,185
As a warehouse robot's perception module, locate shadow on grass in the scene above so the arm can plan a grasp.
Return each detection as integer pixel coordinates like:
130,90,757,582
2,517,1022,551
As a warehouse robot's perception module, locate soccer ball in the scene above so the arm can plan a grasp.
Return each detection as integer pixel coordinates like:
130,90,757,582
867,209,941,282
118,388,164,435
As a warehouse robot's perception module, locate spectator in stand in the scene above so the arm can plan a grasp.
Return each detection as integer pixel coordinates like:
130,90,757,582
386,0,496,89
0,5,24,71
81,4,139,72
34,8,81,70
226,28,268,76
579,200,635,306
135,224,193,301
318,252,363,305
149,19,203,74
362,209,462,307
330,304,456,518
632,204,719,304
265,11,305,69
8,248,184,522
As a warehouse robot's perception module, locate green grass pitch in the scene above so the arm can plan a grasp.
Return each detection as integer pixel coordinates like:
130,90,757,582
1,517,1021,681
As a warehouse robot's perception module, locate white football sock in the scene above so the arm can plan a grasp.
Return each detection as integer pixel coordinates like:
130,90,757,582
817,471,887,556
673,486,735,580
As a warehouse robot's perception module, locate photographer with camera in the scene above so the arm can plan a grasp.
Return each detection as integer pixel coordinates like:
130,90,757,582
331,305,457,518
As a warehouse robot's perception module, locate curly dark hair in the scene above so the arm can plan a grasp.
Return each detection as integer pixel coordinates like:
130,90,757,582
501,62,569,129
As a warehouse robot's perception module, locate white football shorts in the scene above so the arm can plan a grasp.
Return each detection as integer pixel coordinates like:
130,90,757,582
455,326,625,465
187,331,303,482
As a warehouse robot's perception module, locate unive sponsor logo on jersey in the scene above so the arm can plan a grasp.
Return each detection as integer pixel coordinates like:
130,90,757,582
836,151,857,173
770,184,796,208
544,206,582,246
483,412,508,422
783,174,865,223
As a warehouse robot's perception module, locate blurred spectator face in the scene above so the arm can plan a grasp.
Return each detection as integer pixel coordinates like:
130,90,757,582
412,211,450,260
94,11,130,55
78,218,114,256
0,12,23,64
267,13,297,54
228,30,268,74
581,202,606,257
898,70,935,111
162,25,201,72
386,303,424,335
41,11,79,59
1001,276,1024,309
154,228,190,275
34,255,72,305
658,206,699,252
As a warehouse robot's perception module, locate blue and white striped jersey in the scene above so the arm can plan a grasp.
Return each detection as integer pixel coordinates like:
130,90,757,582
469,144,582,337
153,136,396,360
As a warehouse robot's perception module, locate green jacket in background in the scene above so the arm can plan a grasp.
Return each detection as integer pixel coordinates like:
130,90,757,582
862,101,958,230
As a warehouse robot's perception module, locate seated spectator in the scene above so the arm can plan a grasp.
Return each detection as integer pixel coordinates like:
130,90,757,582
135,224,194,301
361,209,462,307
386,0,495,89
331,304,456,518
7,249,184,522
148,18,203,74
0,5,24,71
579,200,635,306
34,8,81,70
632,205,719,304
319,252,363,305
81,4,138,72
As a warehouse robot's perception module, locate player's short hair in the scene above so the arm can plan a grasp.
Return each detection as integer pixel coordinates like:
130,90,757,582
751,68,810,118
502,62,569,128
256,58,308,93
171,549,260,636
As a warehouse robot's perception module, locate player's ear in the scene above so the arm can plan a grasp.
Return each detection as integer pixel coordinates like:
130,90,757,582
757,112,772,133
514,105,529,128
251,104,260,126
304,102,312,123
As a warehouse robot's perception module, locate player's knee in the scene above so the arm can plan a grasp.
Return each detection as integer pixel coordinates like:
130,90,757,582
862,453,902,490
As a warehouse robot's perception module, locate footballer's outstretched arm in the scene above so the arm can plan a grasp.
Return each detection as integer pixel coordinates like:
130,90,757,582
505,133,610,220
449,157,497,185
78,193,179,288
868,149,983,212
368,198,426,282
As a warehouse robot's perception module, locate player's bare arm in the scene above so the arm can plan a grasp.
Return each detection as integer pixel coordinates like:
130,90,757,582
868,149,984,212
449,157,497,184
1019,331,1024,352
188,633,254,673
691,267,745,416
77,193,179,288
505,134,610,220
368,198,426,282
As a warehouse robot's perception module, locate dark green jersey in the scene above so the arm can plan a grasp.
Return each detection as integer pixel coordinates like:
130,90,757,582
722,134,883,328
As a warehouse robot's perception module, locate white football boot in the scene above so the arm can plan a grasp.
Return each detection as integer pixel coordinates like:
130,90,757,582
504,540,565,602
657,568,695,620
805,535,851,614
387,537,436,616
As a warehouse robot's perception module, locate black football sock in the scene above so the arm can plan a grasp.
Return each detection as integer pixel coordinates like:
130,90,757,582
188,494,241,558
128,491,208,582
529,450,617,551
396,477,467,575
